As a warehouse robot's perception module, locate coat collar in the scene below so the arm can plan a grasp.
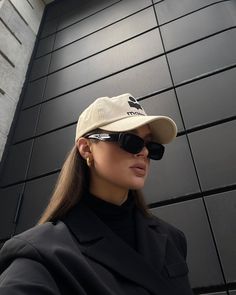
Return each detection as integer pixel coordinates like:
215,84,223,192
63,201,172,295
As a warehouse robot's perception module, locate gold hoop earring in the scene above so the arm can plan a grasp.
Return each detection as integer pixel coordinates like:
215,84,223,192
86,157,92,167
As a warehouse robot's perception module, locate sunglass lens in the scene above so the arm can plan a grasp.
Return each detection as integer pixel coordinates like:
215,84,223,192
147,142,165,160
119,133,164,160
120,133,144,154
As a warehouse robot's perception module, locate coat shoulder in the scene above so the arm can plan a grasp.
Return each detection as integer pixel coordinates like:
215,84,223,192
0,221,71,273
149,214,188,258
150,214,185,238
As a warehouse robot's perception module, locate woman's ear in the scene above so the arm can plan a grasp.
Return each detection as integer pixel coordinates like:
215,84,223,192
76,137,92,160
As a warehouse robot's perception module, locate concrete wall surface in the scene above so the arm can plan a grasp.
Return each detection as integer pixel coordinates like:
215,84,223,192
0,0,46,161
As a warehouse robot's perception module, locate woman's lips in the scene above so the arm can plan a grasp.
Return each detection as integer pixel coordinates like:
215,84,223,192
130,163,146,176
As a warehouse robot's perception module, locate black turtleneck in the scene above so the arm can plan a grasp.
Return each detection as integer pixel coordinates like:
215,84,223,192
82,193,136,250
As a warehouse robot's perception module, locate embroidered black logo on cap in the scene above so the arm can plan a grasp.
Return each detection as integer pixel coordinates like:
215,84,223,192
128,96,143,110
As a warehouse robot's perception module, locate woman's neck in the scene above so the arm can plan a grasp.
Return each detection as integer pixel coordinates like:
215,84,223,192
89,184,128,206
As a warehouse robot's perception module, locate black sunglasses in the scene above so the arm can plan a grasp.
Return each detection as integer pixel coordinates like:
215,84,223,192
86,132,165,160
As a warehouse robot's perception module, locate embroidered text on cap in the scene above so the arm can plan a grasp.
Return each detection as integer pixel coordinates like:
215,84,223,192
128,96,143,110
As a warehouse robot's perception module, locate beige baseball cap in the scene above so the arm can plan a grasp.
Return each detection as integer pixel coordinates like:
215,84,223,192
75,93,177,144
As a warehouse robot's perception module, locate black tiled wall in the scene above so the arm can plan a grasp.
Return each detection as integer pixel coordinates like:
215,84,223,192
0,0,235,293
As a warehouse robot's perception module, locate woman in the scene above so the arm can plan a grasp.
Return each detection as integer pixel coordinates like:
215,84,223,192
0,93,193,294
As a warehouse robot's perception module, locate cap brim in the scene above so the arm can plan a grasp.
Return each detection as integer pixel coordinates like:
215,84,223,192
99,115,177,144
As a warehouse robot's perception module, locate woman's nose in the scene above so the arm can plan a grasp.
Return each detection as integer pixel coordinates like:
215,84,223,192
135,145,149,158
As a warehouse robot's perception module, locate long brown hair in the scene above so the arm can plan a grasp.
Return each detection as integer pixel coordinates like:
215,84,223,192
38,144,151,224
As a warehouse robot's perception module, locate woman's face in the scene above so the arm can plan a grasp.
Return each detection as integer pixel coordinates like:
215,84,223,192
88,125,151,200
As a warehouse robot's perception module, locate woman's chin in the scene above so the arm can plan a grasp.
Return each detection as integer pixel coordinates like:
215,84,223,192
128,180,146,190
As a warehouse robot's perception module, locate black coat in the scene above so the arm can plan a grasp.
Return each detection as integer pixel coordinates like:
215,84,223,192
0,202,193,295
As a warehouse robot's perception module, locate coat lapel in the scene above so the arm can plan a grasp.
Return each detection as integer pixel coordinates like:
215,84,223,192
135,210,167,273
63,202,172,295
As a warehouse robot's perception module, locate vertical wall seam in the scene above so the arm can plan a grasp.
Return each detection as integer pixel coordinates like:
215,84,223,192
150,0,196,210
12,189,25,236
21,6,58,192
152,1,233,291
202,196,229,292
151,0,203,192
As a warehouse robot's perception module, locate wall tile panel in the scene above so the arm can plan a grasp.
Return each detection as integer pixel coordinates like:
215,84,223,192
28,125,75,178
143,135,200,202
168,29,236,85
29,54,51,81
54,0,152,49
140,90,184,132
50,8,157,73
45,31,165,99
15,173,58,234
38,85,182,136
188,120,236,190
0,184,24,239
39,17,58,39
22,77,47,109
176,68,236,129
36,34,55,58
154,0,222,24
151,199,224,288
205,190,236,283
57,0,121,31
43,0,64,22
36,93,84,135
38,57,172,135
160,1,236,51
13,106,40,143
0,140,33,186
